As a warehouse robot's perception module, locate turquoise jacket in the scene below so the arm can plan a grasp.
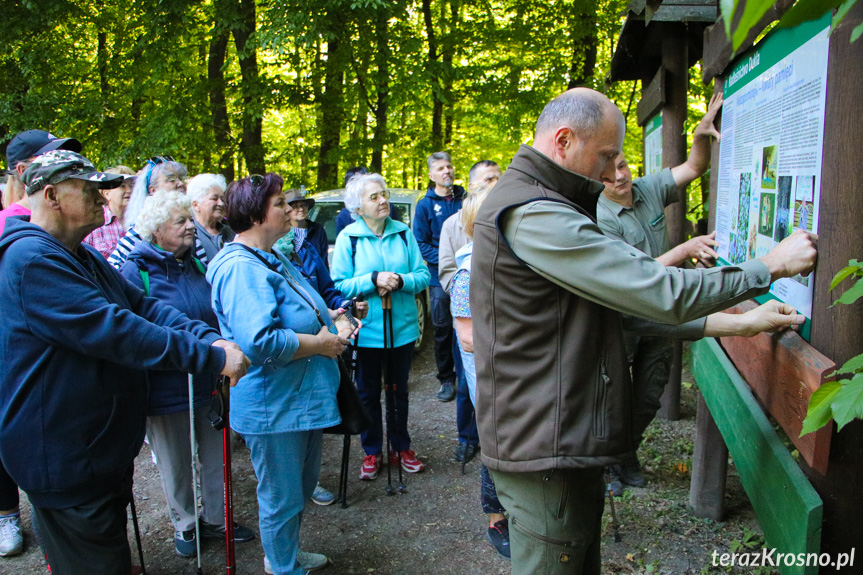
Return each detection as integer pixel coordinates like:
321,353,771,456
206,242,340,435
331,217,430,349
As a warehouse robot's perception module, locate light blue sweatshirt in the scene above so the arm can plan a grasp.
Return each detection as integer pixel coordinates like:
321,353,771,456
331,217,430,349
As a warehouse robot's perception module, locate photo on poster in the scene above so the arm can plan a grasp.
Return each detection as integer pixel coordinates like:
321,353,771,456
794,175,815,231
774,176,793,242
758,192,776,237
761,145,778,189
795,200,813,231
729,173,753,264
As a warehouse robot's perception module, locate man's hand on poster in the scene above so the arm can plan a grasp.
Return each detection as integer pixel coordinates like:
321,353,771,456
704,300,806,338
681,231,720,266
759,228,818,281
694,92,723,143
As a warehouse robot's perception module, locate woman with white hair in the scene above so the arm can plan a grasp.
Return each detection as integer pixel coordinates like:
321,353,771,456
119,190,254,558
108,156,207,268
187,173,235,261
331,173,430,480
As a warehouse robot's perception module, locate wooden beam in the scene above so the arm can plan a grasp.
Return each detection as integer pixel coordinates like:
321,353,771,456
689,392,729,521
702,0,795,83
637,68,665,126
691,338,823,575
717,301,835,475
803,1,863,560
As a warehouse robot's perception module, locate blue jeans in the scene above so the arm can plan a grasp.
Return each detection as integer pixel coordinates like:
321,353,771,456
357,343,414,454
455,337,478,446
245,430,322,575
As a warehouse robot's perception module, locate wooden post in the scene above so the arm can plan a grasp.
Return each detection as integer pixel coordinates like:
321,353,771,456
657,23,688,421
803,2,863,559
689,392,728,521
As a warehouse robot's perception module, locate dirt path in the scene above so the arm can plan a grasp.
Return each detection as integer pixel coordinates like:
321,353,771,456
2,342,771,575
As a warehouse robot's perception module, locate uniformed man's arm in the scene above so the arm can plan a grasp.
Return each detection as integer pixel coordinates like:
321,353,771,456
500,201,815,326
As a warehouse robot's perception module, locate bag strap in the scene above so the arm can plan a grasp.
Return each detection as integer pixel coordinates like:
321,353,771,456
350,229,408,268
237,243,326,328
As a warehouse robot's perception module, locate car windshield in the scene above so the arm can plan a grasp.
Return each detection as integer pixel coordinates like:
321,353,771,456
310,200,412,245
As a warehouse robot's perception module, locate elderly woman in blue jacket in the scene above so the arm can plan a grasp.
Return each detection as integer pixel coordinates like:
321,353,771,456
120,190,255,558
207,173,356,575
331,173,431,480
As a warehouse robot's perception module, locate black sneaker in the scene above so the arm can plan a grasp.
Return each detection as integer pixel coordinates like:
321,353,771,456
618,459,647,487
487,519,511,560
463,443,479,464
605,465,624,497
454,442,467,462
436,381,456,402
199,520,256,543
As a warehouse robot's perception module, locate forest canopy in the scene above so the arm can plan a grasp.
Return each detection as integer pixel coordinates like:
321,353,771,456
0,0,709,206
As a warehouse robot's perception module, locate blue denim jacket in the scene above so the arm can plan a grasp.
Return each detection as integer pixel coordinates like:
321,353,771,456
207,242,340,435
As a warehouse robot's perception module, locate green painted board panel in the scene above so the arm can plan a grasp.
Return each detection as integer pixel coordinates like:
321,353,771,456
691,338,822,575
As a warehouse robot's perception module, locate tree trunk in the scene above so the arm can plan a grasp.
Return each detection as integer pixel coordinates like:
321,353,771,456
422,0,443,150
371,8,389,173
232,0,265,174
567,3,597,89
209,1,234,181
317,24,346,190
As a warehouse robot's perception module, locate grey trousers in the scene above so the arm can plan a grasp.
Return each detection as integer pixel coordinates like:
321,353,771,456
146,407,226,531
491,468,605,575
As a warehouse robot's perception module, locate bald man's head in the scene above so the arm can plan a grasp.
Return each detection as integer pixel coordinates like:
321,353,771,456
532,88,625,182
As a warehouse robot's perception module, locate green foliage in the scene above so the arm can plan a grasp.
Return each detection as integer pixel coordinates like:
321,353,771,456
720,0,861,53
801,259,863,435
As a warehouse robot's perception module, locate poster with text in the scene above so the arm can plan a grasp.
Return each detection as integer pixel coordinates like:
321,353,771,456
715,14,829,337
644,114,662,176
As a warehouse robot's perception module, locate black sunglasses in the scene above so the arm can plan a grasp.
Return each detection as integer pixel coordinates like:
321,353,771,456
146,155,175,166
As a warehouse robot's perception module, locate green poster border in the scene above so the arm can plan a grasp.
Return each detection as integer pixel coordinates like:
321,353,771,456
723,13,830,98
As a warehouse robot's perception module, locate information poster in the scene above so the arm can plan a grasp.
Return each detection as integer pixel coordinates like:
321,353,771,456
643,114,662,175
715,14,829,337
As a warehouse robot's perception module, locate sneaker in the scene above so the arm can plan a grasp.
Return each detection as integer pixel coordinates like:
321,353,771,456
618,459,647,487
605,465,623,497
390,449,425,473
199,519,256,543
311,483,336,506
487,519,511,560
454,442,467,462
265,551,332,574
359,454,380,480
436,381,456,402
298,550,332,572
0,513,23,557
174,529,197,558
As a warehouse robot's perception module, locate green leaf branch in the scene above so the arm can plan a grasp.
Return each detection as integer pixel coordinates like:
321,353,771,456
801,260,863,435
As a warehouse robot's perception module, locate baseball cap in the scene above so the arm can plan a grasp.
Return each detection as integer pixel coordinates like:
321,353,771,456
6,129,82,169
22,150,123,196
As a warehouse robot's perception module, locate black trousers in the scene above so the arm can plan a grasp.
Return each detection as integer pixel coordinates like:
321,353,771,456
32,481,133,575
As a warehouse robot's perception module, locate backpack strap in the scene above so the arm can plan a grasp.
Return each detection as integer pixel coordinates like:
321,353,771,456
350,230,408,268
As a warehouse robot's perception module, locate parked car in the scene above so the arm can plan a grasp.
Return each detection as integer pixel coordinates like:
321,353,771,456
309,188,430,352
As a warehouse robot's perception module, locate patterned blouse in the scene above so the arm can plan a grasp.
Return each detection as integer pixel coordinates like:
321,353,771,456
450,268,471,319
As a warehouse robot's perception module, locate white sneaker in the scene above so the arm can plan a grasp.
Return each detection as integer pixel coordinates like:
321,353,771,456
0,514,23,557
264,550,331,574
298,550,331,571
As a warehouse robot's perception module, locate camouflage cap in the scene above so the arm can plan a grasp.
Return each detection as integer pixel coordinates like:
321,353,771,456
22,150,124,196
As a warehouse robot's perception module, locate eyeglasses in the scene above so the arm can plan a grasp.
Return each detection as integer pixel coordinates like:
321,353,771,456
365,189,390,203
290,200,311,210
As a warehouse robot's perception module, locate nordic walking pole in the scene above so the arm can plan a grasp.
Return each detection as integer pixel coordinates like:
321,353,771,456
604,469,622,542
219,376,236,574
382,293,396,496
188,374,203,574
129,495,146,575
386,295,406,494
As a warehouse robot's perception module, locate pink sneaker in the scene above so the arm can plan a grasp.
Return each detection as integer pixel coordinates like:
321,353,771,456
390,449,425,473
359,454,380,480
